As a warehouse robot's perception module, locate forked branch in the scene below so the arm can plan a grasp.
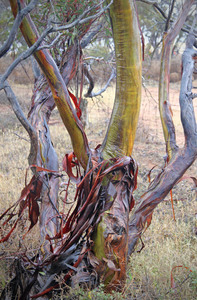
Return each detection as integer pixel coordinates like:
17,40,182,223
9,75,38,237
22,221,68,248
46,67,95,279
128,31,197,256
9,0,90,169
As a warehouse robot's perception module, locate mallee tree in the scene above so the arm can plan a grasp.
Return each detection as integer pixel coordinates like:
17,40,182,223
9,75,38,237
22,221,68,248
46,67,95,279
0,0,196,298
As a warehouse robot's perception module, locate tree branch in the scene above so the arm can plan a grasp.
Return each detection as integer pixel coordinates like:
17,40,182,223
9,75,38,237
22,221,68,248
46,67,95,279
164,0,175,32
159,0,194,160
0,0,38,58
128,27,197,258
0,25,53,89
136,0,168,19
180,35,197,145
2,79,38,165
85,67,115,97
37,32,63,50
81,24,103,49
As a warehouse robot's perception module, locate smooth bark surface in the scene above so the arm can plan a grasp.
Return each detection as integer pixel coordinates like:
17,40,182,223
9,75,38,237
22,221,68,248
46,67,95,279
102,0,142,159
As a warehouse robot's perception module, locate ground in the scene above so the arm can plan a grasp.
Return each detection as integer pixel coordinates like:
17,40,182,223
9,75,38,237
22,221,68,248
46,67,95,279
0,79,197,299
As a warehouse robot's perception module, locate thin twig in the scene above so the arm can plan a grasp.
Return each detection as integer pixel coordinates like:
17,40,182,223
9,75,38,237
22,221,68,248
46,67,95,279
13,132,30,143
0,25,53,88
85,68,116,98
37,33,63,50
165,0,176,32
165,275,191,296
136,0,168,19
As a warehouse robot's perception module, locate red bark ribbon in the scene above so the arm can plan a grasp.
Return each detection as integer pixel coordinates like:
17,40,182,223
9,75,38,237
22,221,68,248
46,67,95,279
68,89,81,119
62,152,80,184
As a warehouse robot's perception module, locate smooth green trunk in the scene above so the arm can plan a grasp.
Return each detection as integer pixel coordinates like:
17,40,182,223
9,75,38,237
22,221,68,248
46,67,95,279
93,0,141,289
102,0,142,159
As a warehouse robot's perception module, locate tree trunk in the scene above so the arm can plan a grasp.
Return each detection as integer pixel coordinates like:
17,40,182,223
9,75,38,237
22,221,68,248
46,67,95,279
91,0,142,290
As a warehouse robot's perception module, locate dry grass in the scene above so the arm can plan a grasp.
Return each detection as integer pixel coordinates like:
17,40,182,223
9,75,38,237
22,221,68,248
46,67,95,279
0,81,197,299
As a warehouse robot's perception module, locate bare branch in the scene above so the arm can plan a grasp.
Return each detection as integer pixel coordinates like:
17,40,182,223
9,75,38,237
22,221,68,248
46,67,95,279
31,56,40,81
85,68,115,97
180,36,197,144
37,32,63,50
0,25,53,89
13,132,30,142
136,0,168,19
0,0,38,58
128,28,197,257
158,0,194,161
165,0,176,32
2,79,38,165
81,24,103,49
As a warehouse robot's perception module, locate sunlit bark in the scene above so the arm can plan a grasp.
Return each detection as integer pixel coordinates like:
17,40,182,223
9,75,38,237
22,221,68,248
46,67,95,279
92,0,141,289
102,0,142,159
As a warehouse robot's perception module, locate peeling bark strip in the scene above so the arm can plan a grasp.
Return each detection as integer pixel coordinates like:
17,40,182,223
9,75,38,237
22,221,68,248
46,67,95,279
27,43,81,248
28,74,59,251
128,32,197,257
92,156,138,290
30,155,138,298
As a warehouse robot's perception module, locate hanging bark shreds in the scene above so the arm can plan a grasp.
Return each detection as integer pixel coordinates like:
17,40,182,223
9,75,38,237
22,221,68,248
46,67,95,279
0,176,42,242
54,155,137,290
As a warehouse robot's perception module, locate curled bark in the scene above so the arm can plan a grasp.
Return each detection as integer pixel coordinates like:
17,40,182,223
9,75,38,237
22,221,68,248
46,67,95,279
28,75,59,251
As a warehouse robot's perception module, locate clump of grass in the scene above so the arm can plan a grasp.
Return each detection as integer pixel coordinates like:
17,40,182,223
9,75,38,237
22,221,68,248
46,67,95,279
126,197,197,299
